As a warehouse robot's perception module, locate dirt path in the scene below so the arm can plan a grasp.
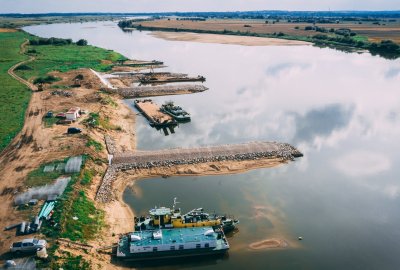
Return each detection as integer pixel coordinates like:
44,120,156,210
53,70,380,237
7,39,37,91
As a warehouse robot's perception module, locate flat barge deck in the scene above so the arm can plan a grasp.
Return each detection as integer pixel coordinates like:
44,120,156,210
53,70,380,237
140,75,206,85
106,84,208,98
134,99,177,128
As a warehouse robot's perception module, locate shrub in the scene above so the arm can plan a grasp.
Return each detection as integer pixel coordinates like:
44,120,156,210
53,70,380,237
33,75,59,84
15,64,32,71
76,39,88,46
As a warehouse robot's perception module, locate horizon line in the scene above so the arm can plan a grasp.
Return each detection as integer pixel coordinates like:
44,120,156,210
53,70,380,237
2,10,400,16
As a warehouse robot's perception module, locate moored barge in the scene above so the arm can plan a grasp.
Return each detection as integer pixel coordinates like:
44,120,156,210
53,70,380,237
117,226,229,261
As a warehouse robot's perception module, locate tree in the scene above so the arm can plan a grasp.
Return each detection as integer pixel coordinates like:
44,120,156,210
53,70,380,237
76,39,88,46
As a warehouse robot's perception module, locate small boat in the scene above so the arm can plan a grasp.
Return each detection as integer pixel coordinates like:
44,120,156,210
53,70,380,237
116,226,229,261
160,101,191,122
135,198,239,233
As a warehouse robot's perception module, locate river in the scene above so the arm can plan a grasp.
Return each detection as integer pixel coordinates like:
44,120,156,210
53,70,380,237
25,22,400,269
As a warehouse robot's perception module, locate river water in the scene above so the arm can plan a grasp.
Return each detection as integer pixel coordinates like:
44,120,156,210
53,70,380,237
25,22,400,269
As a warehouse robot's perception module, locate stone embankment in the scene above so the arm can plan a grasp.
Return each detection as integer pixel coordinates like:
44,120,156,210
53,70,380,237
112,142,302,170
96,166,117,203
95,141,302,203
104,135,117,155
105,84,208,98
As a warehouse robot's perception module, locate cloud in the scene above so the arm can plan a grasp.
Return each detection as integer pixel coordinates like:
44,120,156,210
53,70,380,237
291,104,353,144
333,151,391,177
385,67,400,79
383,185,400,199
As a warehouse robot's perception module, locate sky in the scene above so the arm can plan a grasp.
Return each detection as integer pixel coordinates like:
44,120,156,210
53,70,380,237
0,0,399,14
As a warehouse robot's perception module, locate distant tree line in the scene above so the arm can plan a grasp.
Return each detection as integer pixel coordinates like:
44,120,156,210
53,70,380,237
313,35,400,59
176,17,206,21
29,37,88,46
118,19,155,28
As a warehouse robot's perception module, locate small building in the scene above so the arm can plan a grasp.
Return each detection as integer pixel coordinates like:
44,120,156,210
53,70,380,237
65,107,81,121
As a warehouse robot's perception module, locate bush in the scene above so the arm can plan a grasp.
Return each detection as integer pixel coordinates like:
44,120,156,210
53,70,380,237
33,75,59,84
29,37,73,46
15,64,32,71
313,34,328,40
76,39,88,46
84,113,100,127
86,139,103,152
80,169,95,185
315,26,328,33
369,40,400,56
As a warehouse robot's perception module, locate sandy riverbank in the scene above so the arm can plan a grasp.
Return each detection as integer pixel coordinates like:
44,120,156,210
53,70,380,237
150,31,311,46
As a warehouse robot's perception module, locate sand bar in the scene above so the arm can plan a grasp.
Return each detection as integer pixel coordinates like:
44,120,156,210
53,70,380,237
150,31,311,46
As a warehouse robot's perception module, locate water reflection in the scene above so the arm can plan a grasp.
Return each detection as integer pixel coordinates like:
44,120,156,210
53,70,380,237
291,104,353,143
25,22,400,270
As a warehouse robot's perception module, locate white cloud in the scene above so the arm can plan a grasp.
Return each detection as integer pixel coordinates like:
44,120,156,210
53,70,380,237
333,151,391,177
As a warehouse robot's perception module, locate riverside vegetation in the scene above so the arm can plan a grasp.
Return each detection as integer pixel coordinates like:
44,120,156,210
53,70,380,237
119,18,400,59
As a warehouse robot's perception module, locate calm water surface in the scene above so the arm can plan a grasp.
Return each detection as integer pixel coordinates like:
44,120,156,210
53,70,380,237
25,22,400,270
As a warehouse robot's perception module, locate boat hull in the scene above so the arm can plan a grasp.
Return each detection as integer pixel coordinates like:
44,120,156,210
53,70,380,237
118,247,228,261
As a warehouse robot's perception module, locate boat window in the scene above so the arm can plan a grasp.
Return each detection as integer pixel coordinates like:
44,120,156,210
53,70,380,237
153,247,157,252
170,246,175,250
196,244,201,249
205,243,209,248
179,245,184,250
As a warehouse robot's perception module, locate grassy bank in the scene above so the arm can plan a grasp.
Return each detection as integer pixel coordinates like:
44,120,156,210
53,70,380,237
0,29,126,152
16,38,126,81
0,31,32,151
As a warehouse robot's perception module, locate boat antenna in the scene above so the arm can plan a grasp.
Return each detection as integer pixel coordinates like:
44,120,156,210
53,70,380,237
173,197,180,210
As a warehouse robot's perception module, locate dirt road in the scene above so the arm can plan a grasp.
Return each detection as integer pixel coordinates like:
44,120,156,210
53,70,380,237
7,39,37,91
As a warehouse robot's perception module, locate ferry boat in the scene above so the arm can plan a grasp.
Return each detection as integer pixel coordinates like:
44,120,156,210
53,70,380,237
116,226,229,261
135,199,239,233
160,102,191,122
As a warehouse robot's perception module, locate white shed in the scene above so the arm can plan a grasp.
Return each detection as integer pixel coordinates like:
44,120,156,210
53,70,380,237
65,107,81,121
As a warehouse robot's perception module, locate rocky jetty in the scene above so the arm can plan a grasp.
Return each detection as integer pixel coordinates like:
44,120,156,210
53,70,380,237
95,141,302,203
105,84,208,98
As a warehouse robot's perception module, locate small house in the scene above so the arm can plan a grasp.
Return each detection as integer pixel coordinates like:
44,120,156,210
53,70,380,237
65,107,81,121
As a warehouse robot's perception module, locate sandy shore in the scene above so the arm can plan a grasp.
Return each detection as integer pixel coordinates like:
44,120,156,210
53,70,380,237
150,31,311,46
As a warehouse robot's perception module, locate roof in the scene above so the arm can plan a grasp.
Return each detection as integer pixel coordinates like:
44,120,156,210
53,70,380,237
149,207,172,216
67,107,81,114
130,227,217,247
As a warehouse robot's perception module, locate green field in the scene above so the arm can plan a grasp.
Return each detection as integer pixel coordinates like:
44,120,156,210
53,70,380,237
16,42,126,80
0,30,127,152
0,31,31,151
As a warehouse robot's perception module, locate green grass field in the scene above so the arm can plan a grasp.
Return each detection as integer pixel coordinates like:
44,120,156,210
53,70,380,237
16,42,126,80
0,30,126,152
0,31,31,151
